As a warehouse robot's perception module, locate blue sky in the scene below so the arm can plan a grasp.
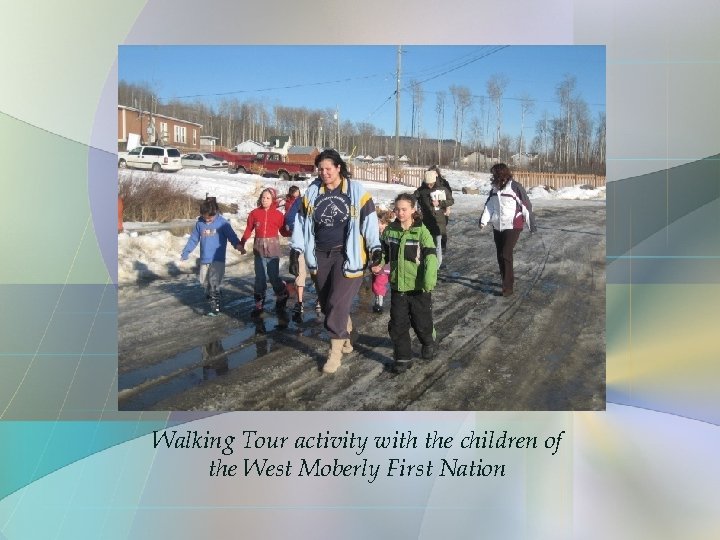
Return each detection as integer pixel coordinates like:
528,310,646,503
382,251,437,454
119,45,605,144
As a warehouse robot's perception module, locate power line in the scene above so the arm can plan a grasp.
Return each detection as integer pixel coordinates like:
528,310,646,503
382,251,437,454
164,72,393,100
362,46,511,126
412,46,509,85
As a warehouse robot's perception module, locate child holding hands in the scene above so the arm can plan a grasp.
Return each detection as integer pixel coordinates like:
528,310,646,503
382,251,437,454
371,209,395,313
380,193,439,373
181,199,242,315
238,187,292,317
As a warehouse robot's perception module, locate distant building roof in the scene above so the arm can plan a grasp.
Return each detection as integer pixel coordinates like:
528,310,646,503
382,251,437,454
117,105,203,128
288,146,318,154
234,139,270,152
268,135,291,148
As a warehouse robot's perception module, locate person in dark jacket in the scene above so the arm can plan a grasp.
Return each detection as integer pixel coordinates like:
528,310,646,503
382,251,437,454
479,163,537,297
427,165,454,244
414,168,454,267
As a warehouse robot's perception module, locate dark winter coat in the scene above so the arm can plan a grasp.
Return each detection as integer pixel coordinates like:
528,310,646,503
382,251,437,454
414,181,454,236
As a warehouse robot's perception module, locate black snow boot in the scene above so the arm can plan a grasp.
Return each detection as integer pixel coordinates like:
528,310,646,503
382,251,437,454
392,358,413,374
292,301,303,323
275,286,289,312
421,344,436,360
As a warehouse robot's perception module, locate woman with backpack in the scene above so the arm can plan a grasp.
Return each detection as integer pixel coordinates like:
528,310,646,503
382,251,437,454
479,163,537,297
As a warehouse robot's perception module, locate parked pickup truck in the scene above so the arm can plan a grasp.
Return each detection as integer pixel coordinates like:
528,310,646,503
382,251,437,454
214,151,316,181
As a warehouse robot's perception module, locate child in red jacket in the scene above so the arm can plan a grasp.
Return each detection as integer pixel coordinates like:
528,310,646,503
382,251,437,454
239,188,292,317
283,185,301,214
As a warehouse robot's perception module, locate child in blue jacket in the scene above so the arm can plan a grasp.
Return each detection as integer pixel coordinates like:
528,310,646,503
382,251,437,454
181,200,241,315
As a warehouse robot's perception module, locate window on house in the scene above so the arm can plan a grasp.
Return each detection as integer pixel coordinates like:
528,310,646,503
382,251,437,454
192,129,197,146
174,126,186,144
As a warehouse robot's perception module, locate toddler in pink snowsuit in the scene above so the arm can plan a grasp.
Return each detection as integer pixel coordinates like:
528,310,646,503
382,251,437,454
372,210,395,313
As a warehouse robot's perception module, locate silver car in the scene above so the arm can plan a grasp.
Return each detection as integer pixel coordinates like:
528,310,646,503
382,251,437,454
180,153,228,169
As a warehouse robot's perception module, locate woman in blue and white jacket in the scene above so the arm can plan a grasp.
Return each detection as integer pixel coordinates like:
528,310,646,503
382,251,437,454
290,149,382,373
479,163,537,297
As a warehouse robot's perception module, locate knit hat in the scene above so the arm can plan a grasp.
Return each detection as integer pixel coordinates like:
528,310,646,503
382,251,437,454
424,170,438,185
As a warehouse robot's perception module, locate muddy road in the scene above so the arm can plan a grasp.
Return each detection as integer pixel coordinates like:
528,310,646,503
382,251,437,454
118,200,605,411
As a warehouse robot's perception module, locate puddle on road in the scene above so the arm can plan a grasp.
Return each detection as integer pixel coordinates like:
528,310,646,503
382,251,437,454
119,285,372,410
539,280,560,293
118,310,323,410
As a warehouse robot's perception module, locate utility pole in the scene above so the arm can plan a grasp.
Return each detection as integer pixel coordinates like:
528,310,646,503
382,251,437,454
395,45,402,170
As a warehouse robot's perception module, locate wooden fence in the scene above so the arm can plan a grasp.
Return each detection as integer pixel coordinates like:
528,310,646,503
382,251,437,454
350,164,426,188
512,171,605,189
351,163,605,190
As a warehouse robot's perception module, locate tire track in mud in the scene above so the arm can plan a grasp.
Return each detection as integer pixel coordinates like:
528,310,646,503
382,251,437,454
407,207,605,410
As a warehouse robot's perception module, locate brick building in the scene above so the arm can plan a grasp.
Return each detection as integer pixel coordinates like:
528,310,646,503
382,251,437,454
117,105,203,152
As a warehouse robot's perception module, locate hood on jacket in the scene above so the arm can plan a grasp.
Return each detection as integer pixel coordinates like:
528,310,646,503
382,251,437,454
257,186,279,207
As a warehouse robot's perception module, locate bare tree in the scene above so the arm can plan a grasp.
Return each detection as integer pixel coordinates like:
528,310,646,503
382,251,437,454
356,122,377,156
435,91,446,165
486,74,508,161
409,80,424,164
532,111,551,172
468,116,483,171
498,134,513,162
450,85,473,167
572,99,592,171
518,93,535,165
593,112,606,173
555,74,576,172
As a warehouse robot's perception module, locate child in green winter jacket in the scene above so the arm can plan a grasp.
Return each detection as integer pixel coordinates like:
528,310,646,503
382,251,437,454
379,193,439,373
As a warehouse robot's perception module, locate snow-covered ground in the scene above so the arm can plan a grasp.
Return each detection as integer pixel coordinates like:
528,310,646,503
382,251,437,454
117,167,605,286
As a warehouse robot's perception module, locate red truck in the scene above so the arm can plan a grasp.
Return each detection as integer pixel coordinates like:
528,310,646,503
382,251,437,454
214,151,316,181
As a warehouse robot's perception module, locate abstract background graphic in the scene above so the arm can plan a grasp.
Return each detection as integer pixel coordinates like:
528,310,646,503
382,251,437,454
1,1,719,538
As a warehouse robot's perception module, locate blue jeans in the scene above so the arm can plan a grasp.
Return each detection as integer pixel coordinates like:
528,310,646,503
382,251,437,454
253,254,285,298
435,235,443,267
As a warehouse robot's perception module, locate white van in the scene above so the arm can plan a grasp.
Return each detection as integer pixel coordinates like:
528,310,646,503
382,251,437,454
118,146,183,172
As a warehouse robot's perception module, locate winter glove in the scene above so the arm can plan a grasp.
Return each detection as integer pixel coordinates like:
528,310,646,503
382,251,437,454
237,241,247,255
370,249,383,267
288,249,300,277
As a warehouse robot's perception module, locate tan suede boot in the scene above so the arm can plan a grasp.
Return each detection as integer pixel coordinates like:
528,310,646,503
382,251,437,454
323,339,345,374
342,316,354,353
